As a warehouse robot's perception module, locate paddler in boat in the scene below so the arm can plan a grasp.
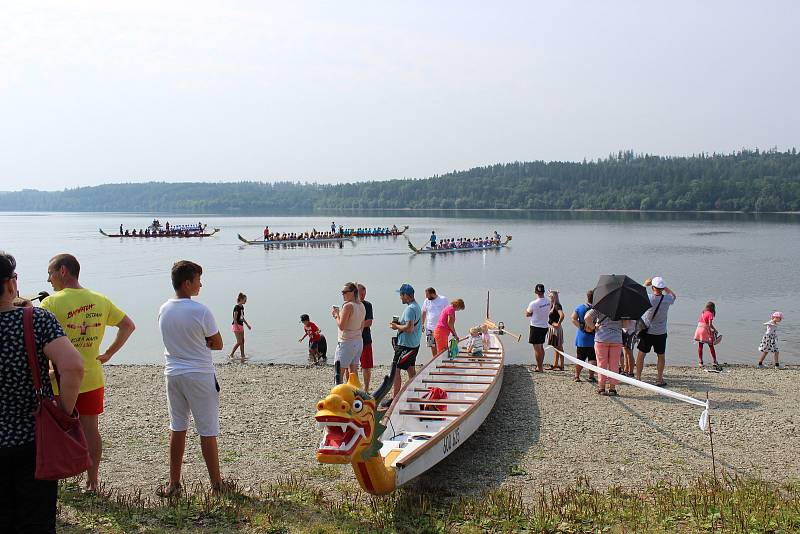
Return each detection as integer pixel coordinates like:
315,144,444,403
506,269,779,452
429,230,437,249
119,224,123,235
263,226,269,241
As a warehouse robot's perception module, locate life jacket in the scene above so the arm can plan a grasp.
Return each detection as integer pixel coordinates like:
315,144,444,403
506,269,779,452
421,386,448,411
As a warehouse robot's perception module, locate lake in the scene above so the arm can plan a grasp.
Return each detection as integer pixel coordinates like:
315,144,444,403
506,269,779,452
2,211,797,367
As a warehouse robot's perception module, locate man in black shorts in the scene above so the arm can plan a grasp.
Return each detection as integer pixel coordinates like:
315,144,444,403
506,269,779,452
387,284,422,402
635,277,676,387
525,283,550,372
570,289,596,382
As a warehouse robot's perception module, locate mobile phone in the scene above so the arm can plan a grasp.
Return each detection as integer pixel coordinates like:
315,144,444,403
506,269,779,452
391,315,400,324
332,305,340,313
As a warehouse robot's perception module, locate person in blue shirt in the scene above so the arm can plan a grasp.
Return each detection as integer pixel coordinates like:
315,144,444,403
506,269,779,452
429,231,437,249
570,289,596,383
388,283,422,401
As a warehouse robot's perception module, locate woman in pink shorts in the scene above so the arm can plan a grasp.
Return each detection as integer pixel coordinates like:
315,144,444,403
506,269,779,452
229,293,252,361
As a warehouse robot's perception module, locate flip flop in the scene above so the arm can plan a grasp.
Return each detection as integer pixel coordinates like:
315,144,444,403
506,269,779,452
573,377,582,382
655,382,667,387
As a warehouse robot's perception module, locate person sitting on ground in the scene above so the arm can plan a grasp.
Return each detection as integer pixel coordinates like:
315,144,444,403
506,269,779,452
466,326,484,357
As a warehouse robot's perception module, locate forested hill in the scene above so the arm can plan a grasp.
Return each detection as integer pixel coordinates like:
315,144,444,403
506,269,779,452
2,149,799,213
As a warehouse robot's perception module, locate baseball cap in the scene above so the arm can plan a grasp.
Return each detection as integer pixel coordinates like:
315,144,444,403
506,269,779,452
300,314,310,322
396,283,415,295
651,276,666,289
534,283,545,293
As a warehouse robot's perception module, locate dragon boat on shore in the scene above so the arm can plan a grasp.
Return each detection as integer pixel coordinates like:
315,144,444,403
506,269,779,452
315,326,506,494
407,235,512,254
237,234,354,246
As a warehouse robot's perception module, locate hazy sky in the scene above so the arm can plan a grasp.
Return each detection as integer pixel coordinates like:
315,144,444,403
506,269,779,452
1,1,798,191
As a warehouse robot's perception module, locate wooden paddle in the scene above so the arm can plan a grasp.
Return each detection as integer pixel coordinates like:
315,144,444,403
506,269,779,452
483,318,522,342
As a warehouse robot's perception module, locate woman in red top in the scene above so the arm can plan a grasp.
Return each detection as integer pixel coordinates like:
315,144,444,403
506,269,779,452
693,301,719,368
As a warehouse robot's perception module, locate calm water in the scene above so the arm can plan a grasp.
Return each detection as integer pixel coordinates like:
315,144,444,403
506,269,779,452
2,211,798,366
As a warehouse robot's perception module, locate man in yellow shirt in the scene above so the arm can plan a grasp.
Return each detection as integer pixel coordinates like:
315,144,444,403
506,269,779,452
42,253,136,493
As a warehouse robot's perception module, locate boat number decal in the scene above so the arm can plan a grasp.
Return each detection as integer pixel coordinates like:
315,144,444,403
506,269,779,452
442,426,461,455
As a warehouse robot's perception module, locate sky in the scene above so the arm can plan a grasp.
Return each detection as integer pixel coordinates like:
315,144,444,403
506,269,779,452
1,1,798,191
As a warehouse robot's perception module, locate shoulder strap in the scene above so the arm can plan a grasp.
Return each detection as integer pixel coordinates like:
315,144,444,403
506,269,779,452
22,307,43,396
649,295,665,321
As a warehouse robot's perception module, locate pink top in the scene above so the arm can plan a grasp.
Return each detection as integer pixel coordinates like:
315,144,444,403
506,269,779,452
699,310,714,325
436,304,456,330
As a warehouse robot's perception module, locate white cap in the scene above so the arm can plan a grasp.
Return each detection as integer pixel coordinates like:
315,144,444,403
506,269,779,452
651,276,666,289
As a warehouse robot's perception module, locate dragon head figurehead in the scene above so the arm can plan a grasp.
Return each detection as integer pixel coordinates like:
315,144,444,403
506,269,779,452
315,365,396,494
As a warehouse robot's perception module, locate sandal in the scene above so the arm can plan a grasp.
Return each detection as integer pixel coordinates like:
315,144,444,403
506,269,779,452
545,365,556,371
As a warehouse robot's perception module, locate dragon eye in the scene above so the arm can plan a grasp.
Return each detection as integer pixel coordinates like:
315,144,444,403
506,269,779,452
352,399,363,411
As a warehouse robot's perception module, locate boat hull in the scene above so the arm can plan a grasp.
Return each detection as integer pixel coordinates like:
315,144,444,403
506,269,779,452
237,233,354,245
100,228,219,238
379,333,505,488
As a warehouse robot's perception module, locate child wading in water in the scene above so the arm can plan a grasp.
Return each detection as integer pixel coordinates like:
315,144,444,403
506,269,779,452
758,311,783,368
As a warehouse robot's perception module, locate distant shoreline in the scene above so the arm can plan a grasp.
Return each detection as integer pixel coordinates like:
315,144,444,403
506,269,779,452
2,208,799,216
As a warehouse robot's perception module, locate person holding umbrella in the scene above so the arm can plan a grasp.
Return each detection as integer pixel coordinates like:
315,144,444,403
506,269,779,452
635,277,676,387
585,275,652,395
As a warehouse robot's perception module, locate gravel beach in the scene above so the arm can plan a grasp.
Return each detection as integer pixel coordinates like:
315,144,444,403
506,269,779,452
98,362,799,501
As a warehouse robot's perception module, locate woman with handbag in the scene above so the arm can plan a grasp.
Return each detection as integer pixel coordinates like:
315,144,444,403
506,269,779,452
693,301,721,369
0,251,85,534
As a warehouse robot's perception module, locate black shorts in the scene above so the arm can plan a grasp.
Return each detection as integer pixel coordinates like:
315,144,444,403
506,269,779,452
310,335,327,357
575,346,596,362
528,326,548,345
393,345,419,371
637,333,667,355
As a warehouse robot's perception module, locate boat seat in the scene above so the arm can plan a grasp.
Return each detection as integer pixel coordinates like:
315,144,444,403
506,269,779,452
413,387,487,393
405,397,475,405
399,409,460,417
422,379,492,385
429,371,498,377
437,364,499,370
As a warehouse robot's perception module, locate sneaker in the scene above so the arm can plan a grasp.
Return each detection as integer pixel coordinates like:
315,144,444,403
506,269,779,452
758,362,764,368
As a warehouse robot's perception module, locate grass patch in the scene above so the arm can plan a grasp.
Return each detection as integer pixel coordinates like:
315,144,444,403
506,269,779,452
57,473,800,533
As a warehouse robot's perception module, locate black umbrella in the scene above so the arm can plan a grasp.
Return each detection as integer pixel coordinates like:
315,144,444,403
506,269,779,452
592,274,651,320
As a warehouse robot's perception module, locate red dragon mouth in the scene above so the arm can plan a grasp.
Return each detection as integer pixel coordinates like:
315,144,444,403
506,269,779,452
316,416,370,456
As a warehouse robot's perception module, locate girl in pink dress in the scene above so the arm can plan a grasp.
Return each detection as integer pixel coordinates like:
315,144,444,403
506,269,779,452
693,301,720,369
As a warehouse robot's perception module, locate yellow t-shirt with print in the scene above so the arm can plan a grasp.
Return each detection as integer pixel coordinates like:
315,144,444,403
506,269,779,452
41,288,126,393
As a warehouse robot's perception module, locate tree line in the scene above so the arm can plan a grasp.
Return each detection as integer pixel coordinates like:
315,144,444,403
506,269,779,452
2,149,798,213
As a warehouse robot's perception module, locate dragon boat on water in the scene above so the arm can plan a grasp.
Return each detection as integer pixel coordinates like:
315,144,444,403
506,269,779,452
99,226,219,238
315,326,506,495
344,225,409,238
237,234,354,246
407,235,512,254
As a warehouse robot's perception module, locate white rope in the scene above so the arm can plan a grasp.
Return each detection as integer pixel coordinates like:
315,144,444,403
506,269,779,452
546,346,710,431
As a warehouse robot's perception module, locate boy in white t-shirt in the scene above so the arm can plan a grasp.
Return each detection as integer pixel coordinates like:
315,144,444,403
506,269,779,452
157,260,225,496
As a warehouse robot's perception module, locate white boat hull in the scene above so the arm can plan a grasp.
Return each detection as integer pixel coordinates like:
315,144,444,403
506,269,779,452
379,333,505,488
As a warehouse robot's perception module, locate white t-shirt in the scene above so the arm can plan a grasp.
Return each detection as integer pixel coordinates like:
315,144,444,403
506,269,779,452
421,295,448,331
158,298,219,376
527,297,550,328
